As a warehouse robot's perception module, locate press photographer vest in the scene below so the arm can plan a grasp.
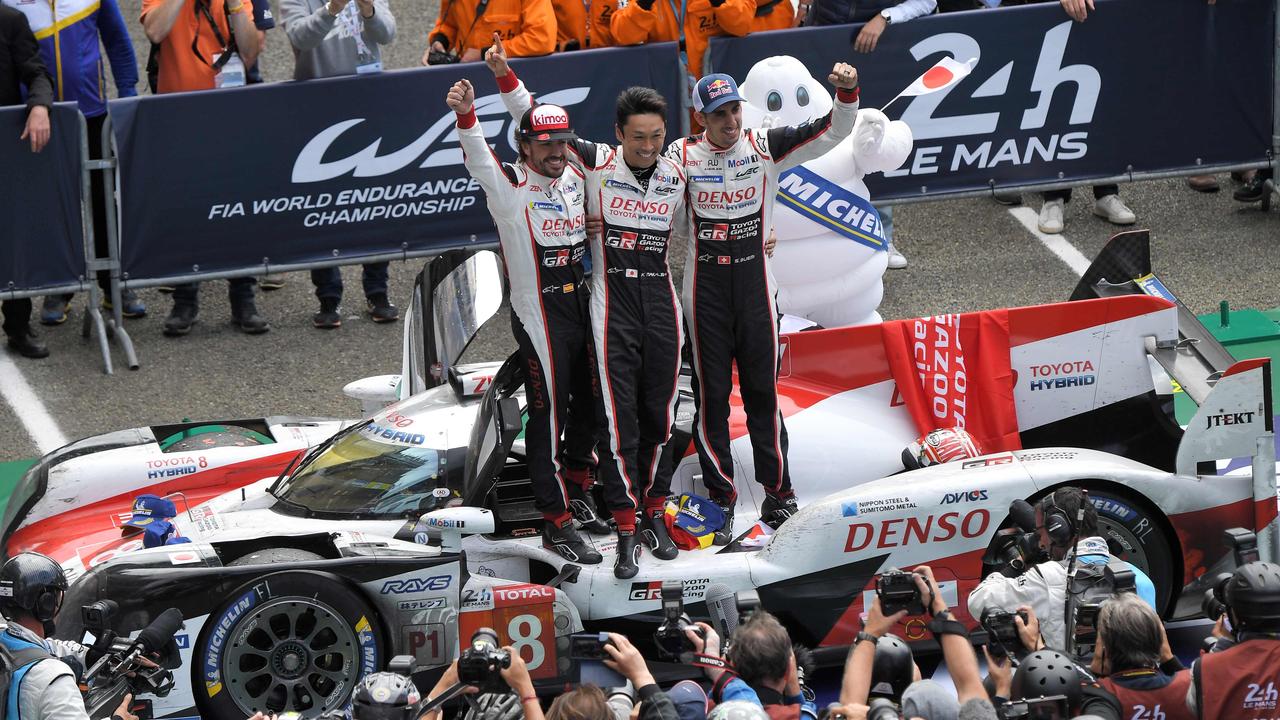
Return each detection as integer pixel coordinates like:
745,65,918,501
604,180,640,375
0,629,55,720
1100,670,1193,720
1197,639,1280,719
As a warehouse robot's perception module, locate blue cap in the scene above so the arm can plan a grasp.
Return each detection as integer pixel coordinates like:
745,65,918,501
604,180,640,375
693,74,743,114
125,494,177,527
666,680,710,720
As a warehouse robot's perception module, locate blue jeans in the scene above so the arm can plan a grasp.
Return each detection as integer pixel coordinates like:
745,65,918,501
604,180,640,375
173,278,256,310
311,263,389,302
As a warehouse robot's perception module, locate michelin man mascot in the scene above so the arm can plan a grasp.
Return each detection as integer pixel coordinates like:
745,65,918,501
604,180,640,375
740,56,913,328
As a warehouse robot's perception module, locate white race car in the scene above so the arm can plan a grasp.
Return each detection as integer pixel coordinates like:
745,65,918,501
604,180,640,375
4,235,1275,718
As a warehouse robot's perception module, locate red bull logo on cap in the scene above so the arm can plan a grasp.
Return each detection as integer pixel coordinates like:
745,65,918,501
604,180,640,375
706,79,732,100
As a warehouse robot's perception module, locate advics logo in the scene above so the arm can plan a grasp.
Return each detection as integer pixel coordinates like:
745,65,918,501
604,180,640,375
941,490,988,505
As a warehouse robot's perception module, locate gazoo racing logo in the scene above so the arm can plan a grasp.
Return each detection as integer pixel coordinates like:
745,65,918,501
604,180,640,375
291,87,590,183
629,578,711,601
381,575,452,594
697,222,728,241
605,230,638,250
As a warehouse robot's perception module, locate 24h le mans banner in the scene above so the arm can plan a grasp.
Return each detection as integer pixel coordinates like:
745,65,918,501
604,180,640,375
709,0,1272,201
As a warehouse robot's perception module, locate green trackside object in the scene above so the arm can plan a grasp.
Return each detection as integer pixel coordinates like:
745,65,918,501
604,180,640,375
0,459,37,521
1173,304,1280,425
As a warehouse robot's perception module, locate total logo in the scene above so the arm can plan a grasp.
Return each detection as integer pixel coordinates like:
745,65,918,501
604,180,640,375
291,87,591,183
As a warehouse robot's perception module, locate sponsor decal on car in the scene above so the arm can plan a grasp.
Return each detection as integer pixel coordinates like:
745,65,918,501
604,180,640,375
494,584,556,606
1027,360,1096,391
941,490,988,505
175,633,190,649
355,615,379,675
462,587,494,610
398,598,448,611
841,497,917,518
360,422,427,447
205,584,267,698
844,509,991,553
380,576,451,594
628,578,710,601
1091,497,1137,523
169,550,201,565
961,455,1014,469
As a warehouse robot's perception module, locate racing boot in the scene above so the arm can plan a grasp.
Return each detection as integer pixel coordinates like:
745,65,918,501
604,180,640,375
567,483,611,536
614,529,641,579
712,499,735,546
761,492,800,530
640,507,678,560
542,520,602,564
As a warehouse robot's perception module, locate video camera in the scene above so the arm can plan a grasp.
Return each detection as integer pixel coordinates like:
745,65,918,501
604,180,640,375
981,608,1029,659
983,500,1048,578
876,569,925,616
653,580,706,661
80,603,181,719
1000,695,1071,720
1066,560,1134,659
457,627,511,693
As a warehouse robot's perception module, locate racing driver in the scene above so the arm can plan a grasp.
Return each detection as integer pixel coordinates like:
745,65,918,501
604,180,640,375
667,66,859,542
483,34,686,579
446,78,606,566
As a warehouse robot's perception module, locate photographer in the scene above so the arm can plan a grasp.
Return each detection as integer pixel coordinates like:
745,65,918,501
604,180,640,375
421,645,541,720
967,487,1156,651
684,622,763,706
726,610,817,719
1088,594,1191,720
841,566,995,719
1185,561,1280,719
0,552,136,720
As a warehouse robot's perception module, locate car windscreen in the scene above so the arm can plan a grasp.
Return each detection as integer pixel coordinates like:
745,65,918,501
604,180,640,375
274,424,447,518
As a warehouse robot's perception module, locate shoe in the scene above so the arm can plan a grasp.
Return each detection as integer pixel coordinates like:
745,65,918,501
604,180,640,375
1092,195,1136,225
712,499,734,546
40,296,69,325
1234,174,1271,203
1038,199,1065,234
614,530,641,579
260,274,287,291
1231,170,1255,184
163,305,198,336
542,521,602,564
102,290,147,319
6,331,49,359
1186,175,1219,193
641,507,678,560
367,294,399,323
886,244,907,270
232,302,270,334
761,493,800,530
313,298,342,329
992,191,1021,206
156,285,174,294
568,484,611,536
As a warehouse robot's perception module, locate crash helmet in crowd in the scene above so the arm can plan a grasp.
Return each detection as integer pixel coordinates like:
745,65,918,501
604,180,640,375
1225,561,1280,635
869,633,915,701
348,671,421,720
1011,650,1083,713
0,551,67,623
901,427,984,470
707,701,771,720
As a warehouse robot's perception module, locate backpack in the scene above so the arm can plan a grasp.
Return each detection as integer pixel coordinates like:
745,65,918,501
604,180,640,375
0,638,56,720
1064,557,1133,660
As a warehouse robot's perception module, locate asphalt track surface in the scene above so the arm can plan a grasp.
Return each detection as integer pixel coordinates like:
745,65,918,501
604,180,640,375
1,6,1277,459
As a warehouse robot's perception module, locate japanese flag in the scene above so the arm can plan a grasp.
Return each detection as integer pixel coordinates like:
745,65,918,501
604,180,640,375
899,57,977,97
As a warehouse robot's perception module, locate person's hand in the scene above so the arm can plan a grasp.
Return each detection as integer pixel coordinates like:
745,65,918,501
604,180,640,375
585,215,603,240
422,660,477,720
853,14,886,53
257,29,267,51
325,0,350,16
1015,604,1043,652
1060,0,1092,21
912,565,947,616
422,41,446,65
1211,613,1231,640
981,646,1013,699
792,0,808,26
460,47,483,63
447,79,475,114
827,703,869,720
603,633,656,688
112,693,138,720
864,595,908,638
686,621,720,657
21,105,49,153
828,62,858,91
485,32,510,76
246,713,271,720
764,229,777,257
500,645,536,695
1157,621,1174,663
355,0,373,17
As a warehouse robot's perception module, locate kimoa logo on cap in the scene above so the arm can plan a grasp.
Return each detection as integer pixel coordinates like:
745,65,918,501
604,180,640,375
531,106,569,129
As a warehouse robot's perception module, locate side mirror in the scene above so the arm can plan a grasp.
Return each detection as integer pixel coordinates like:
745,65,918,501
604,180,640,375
419,507,496,553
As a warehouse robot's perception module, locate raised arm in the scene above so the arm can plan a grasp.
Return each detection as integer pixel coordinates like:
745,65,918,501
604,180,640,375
447,78,518,205
768,62,859,172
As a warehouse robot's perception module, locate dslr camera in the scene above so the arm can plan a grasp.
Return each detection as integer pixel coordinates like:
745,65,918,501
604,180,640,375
457,627,511,692
1201,528,1260,625
426,48,459,65
1000,696,1070,720
981,608,1029,658
876,569,925,616
653,580,706,660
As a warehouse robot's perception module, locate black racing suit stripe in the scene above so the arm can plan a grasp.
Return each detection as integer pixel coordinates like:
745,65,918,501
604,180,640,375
766,112,834,164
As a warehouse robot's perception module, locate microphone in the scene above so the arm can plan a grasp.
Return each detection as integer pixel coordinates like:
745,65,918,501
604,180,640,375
1009,499,1037,533
134,608,184,655
704,584,739,641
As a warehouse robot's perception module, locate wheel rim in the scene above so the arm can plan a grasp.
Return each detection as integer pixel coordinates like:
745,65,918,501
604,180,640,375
1098,515,1152,573
223,597,360,716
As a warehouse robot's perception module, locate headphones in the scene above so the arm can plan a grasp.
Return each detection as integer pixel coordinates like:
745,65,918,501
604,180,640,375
32,586,62,622
1041,492,1077,548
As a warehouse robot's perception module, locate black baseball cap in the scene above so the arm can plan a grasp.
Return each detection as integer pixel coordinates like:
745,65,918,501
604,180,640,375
519,104,578,141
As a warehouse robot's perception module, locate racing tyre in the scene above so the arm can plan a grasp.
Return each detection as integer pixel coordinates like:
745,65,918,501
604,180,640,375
1085,488,1177,615
193,570,383,718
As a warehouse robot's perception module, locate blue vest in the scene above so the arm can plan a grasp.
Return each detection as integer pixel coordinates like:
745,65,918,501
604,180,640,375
1,628,53,720
812,0,896,25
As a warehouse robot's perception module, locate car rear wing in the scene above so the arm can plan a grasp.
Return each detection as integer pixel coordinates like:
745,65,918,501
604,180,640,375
1070,229,1237,405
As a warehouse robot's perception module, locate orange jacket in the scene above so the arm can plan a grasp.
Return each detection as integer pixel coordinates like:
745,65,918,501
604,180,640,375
748,0,794,32
430,0,556,57
610,0,753,77
553,0,616,49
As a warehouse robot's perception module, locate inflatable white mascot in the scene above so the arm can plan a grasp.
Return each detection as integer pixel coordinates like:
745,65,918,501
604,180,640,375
739,56,913,328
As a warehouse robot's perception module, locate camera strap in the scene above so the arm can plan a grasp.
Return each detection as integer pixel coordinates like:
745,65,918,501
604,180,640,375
927,613,968,638
191,0,237,70
692,653,733,672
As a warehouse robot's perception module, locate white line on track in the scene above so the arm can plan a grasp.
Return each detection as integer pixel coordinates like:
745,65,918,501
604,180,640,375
0,351,67,455
1007,206,1092,278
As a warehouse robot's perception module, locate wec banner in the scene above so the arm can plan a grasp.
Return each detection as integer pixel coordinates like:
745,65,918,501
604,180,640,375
709,0,1272,200
108,43,683,282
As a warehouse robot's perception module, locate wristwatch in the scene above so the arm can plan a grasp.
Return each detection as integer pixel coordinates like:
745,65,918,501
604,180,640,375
855,630,879,645
879,8,892,23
